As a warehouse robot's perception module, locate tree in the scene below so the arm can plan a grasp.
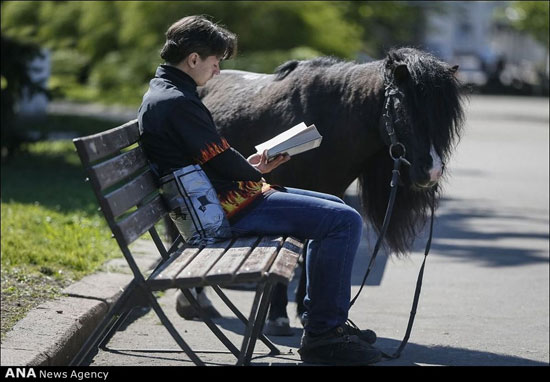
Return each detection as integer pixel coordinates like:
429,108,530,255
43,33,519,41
1,36,49,160
341,1,428,58
508,1,549,47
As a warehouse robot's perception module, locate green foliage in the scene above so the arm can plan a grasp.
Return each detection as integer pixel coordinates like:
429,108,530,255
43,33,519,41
342,1,428,57
508,1,549,46
223,46,324,74
1,1,427,107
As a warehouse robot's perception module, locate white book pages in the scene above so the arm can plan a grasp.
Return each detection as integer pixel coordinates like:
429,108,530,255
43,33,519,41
254,123,322,160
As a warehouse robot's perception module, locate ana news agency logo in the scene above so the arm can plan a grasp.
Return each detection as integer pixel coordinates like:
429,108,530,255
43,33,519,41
3,367,109,380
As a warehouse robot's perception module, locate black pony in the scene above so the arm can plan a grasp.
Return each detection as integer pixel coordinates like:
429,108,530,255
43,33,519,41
199,47,465,319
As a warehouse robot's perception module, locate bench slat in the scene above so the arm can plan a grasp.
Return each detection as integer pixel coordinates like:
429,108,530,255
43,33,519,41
73,120,140,164
116,195,167,245
103,170,158,218
173,240,233,288
204,236,260,285
90,146,148,191
148,246,202,290
268,237,302,284
233,236,283,283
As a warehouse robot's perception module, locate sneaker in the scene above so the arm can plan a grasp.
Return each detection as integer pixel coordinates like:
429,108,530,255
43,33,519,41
298,326,382,366
175,288,222,320
343,319,377,344
264,317,294,336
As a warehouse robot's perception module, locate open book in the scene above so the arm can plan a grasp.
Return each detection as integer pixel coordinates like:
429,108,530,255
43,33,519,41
254,122,322,161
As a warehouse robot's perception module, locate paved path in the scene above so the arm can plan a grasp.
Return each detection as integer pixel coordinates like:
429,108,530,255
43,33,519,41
47,101,138,123
88,95,550,366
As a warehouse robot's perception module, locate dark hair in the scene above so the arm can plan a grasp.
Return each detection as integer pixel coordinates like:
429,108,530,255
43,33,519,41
160,15,237,65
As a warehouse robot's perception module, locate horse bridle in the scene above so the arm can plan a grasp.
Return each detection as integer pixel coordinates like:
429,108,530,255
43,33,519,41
382,72,412,168
349,68,436,360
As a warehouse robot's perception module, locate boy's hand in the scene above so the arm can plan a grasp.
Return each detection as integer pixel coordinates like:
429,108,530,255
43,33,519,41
247,150,290,174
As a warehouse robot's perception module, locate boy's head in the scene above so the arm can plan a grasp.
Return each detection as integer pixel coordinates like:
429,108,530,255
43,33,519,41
160,15,237,66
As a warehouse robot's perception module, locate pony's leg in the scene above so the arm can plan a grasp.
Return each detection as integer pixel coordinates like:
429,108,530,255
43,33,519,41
269,244,307,329
268,283,288,320
264,283,293,336
295,253,307,323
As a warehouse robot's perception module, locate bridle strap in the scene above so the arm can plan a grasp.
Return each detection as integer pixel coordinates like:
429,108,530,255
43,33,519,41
349,70,436,359
349,74,407,308
349,157,403,308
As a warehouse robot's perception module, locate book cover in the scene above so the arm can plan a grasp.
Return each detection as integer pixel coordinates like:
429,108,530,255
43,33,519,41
254,122,322,160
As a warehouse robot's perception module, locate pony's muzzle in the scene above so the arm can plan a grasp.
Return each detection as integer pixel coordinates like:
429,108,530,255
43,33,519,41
428,145,443,183
429,166,443,183
413,146,443,189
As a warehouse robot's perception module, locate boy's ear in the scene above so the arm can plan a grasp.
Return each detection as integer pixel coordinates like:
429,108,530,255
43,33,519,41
187,52,199,68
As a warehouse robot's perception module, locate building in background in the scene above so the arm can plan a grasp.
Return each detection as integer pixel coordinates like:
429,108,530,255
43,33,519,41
418,1,548,94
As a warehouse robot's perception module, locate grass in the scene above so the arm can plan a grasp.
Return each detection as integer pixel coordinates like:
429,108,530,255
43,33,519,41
1,118,123,339
15,113,127,140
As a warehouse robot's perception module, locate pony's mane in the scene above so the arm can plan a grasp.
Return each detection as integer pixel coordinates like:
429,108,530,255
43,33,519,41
274,56,344,81
359,47,466,255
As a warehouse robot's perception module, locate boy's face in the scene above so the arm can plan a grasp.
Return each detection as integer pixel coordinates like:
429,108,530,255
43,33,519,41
189,54,221,86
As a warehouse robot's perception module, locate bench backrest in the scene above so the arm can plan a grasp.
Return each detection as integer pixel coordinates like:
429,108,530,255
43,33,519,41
73,120,169,250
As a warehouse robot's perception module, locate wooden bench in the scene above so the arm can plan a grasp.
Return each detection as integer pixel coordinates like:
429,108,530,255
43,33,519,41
70,119,304,366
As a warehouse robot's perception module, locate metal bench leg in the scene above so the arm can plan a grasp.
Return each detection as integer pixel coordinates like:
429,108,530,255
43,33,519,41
98,280,152,350
98,309,132,349
211,285,280,355
180,288,241,358
236,281,275,366
70,279,143,366
242,282,276,366
144,289,205,366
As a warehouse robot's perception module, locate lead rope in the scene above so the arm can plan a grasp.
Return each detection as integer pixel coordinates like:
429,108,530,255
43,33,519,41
349,182,435,360
383,197,435,359
349,72,436,359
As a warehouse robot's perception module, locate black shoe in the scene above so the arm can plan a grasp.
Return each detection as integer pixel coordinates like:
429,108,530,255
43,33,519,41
298,326,382,366
176,289,222,320
343,319,377,344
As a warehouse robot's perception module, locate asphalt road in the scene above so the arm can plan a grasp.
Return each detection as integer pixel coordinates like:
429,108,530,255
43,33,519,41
86,95,549,366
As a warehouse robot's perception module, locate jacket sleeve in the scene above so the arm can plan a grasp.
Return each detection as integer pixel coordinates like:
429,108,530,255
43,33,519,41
169,98,263,182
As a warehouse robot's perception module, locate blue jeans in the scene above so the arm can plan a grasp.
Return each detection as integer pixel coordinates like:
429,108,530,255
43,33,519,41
230,187,363,334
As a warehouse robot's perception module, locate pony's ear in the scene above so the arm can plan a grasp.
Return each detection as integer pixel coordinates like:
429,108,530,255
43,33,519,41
393,64,409,84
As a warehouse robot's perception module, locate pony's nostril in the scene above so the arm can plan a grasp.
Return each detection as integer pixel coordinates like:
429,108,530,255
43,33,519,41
429,167,442,182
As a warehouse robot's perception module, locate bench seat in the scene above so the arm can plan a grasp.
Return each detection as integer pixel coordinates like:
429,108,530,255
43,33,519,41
148,236,302,291
70,119,304,366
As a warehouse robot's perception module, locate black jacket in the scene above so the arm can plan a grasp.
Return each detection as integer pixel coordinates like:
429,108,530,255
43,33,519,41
138,65,273,220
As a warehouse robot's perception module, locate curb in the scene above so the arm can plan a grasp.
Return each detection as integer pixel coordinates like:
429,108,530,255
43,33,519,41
0,240,159,366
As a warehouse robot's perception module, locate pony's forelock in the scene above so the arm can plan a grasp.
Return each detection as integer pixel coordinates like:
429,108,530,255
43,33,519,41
386,47,466,161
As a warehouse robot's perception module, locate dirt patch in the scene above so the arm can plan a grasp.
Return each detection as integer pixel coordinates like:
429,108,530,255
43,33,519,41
1,267,72,341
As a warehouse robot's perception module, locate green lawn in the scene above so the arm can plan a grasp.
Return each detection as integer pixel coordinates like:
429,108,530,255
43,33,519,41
1,117,124,338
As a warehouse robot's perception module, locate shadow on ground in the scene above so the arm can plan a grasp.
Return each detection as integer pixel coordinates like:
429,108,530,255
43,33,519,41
91,324,548,366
